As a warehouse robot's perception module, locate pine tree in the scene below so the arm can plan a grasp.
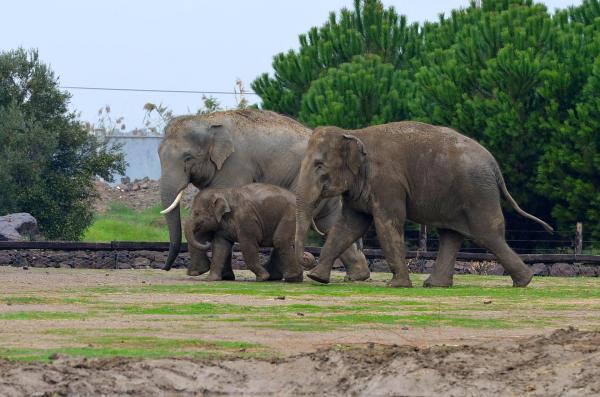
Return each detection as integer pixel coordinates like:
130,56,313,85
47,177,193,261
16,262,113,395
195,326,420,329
251,0,420,117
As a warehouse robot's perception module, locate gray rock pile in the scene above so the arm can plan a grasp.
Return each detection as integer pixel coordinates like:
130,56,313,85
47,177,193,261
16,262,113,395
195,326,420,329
0,213,39,241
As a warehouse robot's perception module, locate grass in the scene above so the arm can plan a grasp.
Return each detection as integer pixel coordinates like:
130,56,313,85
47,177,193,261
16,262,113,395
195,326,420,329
2,271,600,362
83,203,188,242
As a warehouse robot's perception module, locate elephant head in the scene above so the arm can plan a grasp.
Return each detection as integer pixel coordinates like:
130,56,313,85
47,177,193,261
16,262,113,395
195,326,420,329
295,127,367,260
159,116,235,270
184,192,232,251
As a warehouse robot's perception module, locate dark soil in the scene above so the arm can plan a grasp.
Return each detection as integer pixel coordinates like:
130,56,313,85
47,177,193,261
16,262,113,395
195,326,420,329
1,328,599,396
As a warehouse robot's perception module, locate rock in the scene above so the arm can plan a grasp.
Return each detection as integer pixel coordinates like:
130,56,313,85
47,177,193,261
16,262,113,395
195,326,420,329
484,262,505,276
577,265,597,277
121,176,131,185
0,213,39,241
369,259,390,272
141,183,149,190
131,183,141,191
550,263,577,277
531,263,549,276
0,252,13,265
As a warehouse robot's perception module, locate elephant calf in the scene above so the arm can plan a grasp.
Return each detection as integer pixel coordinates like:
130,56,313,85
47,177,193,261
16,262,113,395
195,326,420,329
185,183,304,282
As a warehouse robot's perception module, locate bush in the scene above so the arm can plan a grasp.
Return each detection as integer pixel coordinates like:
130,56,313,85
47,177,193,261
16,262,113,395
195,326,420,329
0,49,125,240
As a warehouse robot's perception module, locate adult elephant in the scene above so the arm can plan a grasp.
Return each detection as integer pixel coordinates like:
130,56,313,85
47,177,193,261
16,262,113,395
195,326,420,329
294,122,553,288
158,109,369,280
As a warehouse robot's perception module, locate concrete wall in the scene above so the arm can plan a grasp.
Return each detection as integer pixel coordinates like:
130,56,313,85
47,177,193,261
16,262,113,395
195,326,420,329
108,136,162,181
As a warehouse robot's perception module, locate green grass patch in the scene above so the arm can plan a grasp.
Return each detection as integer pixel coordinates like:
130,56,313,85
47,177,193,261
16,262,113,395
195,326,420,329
0,296,49,305
0,311,89,320
83,203,188,242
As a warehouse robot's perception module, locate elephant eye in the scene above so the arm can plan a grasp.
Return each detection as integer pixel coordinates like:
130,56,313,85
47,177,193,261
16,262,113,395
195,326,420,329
314,160,325,170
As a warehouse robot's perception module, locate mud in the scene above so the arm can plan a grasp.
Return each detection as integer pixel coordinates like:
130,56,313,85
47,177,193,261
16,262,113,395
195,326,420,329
1,328,599,396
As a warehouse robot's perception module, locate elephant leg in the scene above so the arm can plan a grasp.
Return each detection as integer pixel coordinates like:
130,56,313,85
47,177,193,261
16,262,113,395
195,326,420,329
220,246,235,281
477,236,533,287
187,245,211,276
206,237,233,281
423,229,464,288
308,208,372,284
265,248,284,281
239,238,270,282
373,213,411,288
315,215,370,282
273,227,303,282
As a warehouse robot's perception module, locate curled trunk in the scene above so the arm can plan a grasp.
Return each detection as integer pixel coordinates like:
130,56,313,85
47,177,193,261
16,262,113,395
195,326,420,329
184,221,211,250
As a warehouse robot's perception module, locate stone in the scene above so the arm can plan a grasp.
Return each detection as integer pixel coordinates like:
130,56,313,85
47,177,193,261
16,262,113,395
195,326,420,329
576,265,597,277
484,262,505,276
550,263,577,277
0,213,39,241
370,259,389,273
121,176,131,185
0,252,14,265
531,263,549,276
132,257,150,268
131,183,141,191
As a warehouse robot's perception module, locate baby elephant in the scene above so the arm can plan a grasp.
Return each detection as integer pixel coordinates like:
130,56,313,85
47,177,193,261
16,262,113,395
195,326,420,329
185,183,304,282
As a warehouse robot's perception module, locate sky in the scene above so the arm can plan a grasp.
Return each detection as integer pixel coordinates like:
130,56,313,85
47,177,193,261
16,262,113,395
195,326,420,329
0,0,581,130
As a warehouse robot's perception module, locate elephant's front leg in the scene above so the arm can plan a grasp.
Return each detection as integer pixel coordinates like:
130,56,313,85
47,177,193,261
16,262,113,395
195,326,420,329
307,208,371,284
315,215,370,282
373,212,411,288
239,238,270,281
187,244,211,276
206,237,233,281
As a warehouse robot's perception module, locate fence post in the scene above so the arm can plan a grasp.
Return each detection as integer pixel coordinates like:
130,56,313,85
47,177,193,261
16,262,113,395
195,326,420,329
575,222,583,255
418,224,427,252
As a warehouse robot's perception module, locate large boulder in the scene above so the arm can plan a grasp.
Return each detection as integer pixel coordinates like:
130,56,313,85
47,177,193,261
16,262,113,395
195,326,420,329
0,213,39,241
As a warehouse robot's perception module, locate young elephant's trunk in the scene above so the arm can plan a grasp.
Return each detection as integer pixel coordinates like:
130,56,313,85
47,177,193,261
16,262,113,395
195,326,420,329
184,221,211,251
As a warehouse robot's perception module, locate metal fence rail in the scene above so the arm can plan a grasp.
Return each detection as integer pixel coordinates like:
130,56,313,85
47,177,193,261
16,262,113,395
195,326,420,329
1,241,600,265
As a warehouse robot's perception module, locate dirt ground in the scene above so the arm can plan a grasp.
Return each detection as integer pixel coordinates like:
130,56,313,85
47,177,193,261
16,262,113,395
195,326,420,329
1,328,600,396
2,267,600,396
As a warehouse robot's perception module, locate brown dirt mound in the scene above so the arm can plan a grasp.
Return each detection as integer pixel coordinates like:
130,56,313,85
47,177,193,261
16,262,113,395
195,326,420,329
1,327,599,396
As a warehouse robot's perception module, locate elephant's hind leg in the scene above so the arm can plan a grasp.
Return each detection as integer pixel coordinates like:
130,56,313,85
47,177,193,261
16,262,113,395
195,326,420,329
423,229,464,288
264,249,284,281
477,236,532,287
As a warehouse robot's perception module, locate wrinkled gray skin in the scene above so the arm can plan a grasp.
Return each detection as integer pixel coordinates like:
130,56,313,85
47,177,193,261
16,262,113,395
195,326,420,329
159,109,369,281
295,122,553,288
184,184,303,282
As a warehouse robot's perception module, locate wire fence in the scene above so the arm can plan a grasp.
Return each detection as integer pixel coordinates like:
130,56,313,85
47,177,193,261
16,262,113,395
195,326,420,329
353,226,599,255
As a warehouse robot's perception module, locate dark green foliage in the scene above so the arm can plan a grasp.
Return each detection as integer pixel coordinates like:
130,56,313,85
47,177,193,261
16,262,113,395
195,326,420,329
299,55,411,128
254,0,600,241
0,49,125,240
251,0,420,117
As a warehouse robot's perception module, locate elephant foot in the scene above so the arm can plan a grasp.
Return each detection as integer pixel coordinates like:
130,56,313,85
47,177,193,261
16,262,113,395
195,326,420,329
284,272,304,283
255,271,271,282
423,276,453,288
206,272,223,282
344,270,370,282
187,267,209,277
222,270,236,281
389,276,413,288
511,268,533,288
307,266,331,284
268,273,284,281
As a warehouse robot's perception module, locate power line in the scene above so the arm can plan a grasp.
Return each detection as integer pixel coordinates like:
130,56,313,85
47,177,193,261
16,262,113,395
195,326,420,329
60,86,258,95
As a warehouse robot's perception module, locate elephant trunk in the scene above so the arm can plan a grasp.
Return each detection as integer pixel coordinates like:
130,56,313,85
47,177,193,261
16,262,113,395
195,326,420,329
184,220,211,250
295,182,316,268
161,180,186,271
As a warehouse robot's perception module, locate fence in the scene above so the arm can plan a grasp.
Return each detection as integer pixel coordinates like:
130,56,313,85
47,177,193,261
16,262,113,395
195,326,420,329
356,222,598,255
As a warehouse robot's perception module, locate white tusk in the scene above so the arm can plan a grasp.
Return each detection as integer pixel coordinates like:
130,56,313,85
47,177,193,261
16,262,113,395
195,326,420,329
160,190,184,214
311,219,326,236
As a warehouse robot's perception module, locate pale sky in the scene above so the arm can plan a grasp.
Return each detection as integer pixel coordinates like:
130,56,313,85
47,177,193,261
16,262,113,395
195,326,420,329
0,0,580,129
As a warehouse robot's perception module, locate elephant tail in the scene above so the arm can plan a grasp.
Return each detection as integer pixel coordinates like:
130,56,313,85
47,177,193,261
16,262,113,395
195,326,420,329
495,166,554,234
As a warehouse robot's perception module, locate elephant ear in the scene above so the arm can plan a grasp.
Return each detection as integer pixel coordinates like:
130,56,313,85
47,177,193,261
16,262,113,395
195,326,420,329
212,195,231,222
208,124,235,170
342,134,367,175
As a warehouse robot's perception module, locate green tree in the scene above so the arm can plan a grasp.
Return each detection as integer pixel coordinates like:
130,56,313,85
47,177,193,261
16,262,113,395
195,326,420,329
299,54,411,128
251,0,420,117
0,49,125,240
